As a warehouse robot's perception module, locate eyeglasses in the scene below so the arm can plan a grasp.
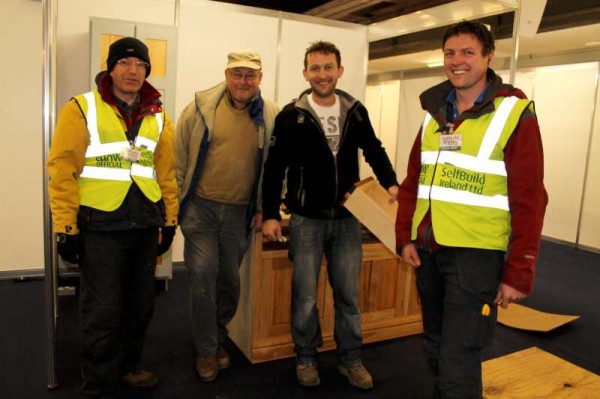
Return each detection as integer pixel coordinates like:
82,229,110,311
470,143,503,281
115,58,149,70
229,70,259,82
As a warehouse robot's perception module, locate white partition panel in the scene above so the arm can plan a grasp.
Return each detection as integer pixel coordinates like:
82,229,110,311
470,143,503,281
396,76,445,181
364,84,383,181
176,2,280,118
366,84,383,132
278,18,367,105
531,63,597,243
365,81,400,180
578,63,600,250
0,0,43,272
55,0,174,111
378,81,400,168
498,70,536,99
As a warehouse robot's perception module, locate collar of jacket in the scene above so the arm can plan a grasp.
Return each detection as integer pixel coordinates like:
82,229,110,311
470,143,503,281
419,68,527,125
195,81,265,128
294,88,358,116
96,71,162,112
223,87,265,125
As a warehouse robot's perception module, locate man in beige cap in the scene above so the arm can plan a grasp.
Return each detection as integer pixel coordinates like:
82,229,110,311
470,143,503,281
175,50,279,382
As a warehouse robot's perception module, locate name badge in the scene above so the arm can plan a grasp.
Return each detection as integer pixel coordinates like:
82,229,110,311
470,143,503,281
439,133,462,151
121,147,142,161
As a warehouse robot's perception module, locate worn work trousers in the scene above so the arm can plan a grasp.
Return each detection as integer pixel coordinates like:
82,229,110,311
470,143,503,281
79,228,158,398
180,196,249,356
416,247,504,399
289,214,364,365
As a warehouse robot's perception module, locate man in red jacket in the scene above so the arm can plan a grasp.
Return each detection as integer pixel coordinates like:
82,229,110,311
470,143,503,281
395,21,548,398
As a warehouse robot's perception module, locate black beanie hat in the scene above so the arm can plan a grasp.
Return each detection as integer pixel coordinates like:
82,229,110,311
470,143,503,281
106,37,151,78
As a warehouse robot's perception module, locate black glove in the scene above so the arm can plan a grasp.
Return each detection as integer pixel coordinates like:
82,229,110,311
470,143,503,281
57,233,80,264
157,226,176,256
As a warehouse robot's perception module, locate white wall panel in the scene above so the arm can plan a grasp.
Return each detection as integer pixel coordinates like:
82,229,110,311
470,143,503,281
578,63,600,249
278,19,367,105
176,2,279,119
364,81,400,180
379,81,400,168
55,0,175,111
364,85,383,181
531,63,597,243
396,76,445,181
0,0,43,271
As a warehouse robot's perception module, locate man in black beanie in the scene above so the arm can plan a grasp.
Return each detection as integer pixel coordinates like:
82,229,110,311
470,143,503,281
106,37,152,78
48,36,178,397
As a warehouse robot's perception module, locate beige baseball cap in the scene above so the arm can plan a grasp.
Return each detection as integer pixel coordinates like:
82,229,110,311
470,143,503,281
227,50,262,70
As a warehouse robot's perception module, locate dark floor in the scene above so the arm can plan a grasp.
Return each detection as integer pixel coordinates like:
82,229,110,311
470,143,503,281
1,240,599,399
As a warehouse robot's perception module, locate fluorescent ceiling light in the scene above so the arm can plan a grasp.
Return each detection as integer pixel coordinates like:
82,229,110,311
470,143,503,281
427,61,444,68
367,0,517,42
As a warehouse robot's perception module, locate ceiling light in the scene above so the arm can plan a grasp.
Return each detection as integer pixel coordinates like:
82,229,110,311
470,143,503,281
427,61,443,68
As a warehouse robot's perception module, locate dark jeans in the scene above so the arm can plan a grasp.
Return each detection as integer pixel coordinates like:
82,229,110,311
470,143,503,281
416,247,504,399
79,228,159,398
289,214,363,365
180,196,249,356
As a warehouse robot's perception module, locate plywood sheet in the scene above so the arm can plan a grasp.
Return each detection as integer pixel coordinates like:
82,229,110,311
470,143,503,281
483,347,600,398
343,177,398,255
497,303,579,332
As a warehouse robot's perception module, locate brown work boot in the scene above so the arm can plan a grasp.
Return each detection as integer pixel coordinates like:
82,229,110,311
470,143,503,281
296,362,320,387
216,345,231,369
196,355,219,382
120,369,158,390
337,362,373,390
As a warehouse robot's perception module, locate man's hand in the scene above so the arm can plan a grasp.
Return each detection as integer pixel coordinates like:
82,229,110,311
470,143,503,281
57,233,80,264
388,185,399,202
401,243,421,268
251,211,263,230
262,219,282,242
494,282,527,309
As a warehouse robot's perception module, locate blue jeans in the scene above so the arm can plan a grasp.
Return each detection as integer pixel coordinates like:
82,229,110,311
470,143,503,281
416,247,504,399
180,196,249,356
289,213,363,365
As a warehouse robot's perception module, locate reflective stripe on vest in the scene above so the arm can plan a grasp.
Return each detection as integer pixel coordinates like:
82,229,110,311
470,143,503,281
80,91,164,181
83,91,164,164
417,97,521,210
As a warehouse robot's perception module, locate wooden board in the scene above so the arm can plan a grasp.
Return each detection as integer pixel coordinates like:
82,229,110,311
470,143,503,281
343,177,398,256
483,347,600,398
497,303,579,332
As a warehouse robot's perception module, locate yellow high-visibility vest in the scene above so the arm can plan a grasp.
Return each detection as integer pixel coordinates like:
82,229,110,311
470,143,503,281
412,96,533,250
75,90,164,211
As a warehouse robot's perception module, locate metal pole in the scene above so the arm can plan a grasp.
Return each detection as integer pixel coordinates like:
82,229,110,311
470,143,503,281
174,0,180,27
509,1,522,86
43,0,59,390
